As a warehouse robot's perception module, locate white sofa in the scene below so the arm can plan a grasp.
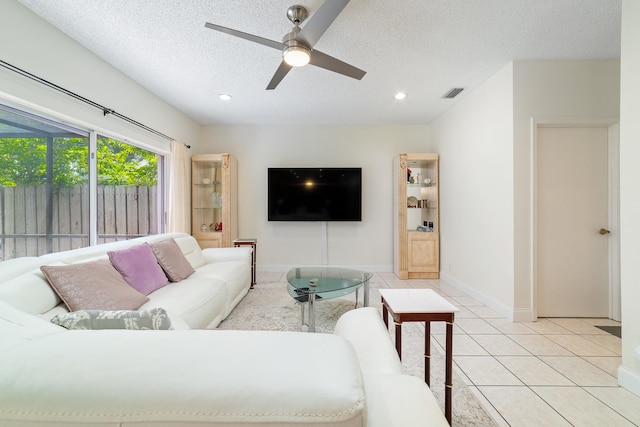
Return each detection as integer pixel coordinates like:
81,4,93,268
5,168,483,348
0,232,252,329
0,233,450,426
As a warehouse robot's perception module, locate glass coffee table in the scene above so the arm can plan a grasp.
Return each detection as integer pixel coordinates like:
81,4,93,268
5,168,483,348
287,267,372,332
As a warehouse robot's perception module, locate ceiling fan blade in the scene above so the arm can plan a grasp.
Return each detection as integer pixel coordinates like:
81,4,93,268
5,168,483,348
205,22,284,50
309,50,366,80
266,61,293,90
297,0,350,48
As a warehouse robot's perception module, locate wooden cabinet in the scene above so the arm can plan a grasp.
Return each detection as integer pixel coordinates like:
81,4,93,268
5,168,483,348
191,153,237,248
394,153,440,279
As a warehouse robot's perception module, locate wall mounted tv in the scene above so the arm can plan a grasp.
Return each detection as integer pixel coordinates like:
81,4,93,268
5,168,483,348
268,167,362,221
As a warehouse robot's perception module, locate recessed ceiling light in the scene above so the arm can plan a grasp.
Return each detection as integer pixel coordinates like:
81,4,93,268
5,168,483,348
219,94,232,101
394,92,407,100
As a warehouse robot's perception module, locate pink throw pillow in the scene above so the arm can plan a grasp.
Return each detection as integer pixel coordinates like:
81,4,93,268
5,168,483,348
108,243,169,295
40,259,149,312
150,238,195,282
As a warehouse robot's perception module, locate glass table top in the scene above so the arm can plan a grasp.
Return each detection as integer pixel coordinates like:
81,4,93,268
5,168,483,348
286,266,372,301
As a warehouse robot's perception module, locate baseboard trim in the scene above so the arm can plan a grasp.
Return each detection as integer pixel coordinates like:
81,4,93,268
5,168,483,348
512,308,535,322
618,365,640,398
440,272,516,321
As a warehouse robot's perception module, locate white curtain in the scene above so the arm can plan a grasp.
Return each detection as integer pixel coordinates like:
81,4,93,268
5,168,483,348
166,140,190,233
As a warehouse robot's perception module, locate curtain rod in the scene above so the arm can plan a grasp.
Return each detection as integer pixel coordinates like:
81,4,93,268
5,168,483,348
0,59,188,147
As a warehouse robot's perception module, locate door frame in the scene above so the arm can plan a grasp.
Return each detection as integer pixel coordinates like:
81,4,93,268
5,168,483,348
531,116,620,320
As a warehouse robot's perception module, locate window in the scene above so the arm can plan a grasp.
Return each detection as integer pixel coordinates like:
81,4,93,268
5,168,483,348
0,104,164,260
96,136,163,243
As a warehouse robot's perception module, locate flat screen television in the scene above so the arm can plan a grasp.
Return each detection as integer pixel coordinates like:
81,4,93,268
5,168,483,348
268,167,362,221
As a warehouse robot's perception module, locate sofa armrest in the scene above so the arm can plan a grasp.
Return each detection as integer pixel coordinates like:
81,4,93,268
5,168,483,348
201,247,251,265
363,374,450,427
335,308,450,426
334,307,403,375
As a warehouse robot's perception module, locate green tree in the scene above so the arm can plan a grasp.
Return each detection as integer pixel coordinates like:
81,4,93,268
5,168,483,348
97,137,157,186
0,136,157,187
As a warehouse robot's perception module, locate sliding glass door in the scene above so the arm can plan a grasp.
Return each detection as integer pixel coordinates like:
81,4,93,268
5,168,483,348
0,104,165,261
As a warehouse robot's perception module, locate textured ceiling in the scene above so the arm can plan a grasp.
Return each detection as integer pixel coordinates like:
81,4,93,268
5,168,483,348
16,0,621,126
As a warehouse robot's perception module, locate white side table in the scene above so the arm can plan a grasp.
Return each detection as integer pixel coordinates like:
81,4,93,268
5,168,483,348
379,288,459,424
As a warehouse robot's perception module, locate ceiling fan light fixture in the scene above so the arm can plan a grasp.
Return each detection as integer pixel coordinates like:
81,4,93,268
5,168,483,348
283,45,311,67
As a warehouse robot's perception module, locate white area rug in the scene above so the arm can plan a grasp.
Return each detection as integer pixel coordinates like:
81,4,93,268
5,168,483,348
219,280,497,426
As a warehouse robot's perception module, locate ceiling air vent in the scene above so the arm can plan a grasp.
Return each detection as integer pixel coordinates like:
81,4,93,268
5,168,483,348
442,88,464,99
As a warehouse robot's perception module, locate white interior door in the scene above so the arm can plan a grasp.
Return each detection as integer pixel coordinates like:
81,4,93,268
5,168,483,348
536,125,609,318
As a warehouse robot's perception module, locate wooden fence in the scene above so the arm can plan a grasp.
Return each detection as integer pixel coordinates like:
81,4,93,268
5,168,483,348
0,184,158,261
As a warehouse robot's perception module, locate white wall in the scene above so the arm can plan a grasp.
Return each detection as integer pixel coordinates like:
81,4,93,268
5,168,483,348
0,0,430,272
512,60,620,320
429,63,515,316
0,0,200,150
430,60,620,320
199,125,430,271
618,0,640,397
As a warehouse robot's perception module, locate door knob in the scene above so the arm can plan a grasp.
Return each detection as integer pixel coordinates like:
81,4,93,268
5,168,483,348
599,228,611,235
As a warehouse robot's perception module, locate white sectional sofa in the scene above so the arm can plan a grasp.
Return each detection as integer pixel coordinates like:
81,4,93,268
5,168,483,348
0,232,252,329
0,233,450,426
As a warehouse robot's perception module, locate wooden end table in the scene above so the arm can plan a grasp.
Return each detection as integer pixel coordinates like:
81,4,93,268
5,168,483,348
233,238,257,288
379,288,458,425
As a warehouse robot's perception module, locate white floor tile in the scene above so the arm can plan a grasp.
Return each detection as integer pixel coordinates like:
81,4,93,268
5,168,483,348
582,356,622,377
546,318,611,335
450,295,484,306
532,386,636,426
486,319,539,335
467,386,511,427
496,356,574,386
429,321,466,335
466,305,503,319
434,334,489,356
539,356,618,387
472,335,531,356
585,386,640,425
479,386,572,427
456,318,502,335
455,356,523,386
524,319,573,335
546,334,618,357
581,334,622,355
437,283,469,297
507,334,573,356
454,306,479,319
375,276,637,426
581,318,622,327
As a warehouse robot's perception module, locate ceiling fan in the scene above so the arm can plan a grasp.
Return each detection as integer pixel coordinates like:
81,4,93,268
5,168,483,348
204,0,366,90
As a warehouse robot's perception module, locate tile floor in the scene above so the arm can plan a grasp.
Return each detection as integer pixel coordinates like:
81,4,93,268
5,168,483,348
259,270,640,426
373,272,640,427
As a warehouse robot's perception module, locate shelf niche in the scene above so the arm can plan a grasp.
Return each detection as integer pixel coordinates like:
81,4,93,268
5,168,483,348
394,153,440,279
191,153,237,248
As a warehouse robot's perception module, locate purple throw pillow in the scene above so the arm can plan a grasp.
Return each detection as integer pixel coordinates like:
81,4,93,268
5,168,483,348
108,243,169,295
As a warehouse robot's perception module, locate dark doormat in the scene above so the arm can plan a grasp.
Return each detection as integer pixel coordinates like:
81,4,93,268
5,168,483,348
595,325,622,338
